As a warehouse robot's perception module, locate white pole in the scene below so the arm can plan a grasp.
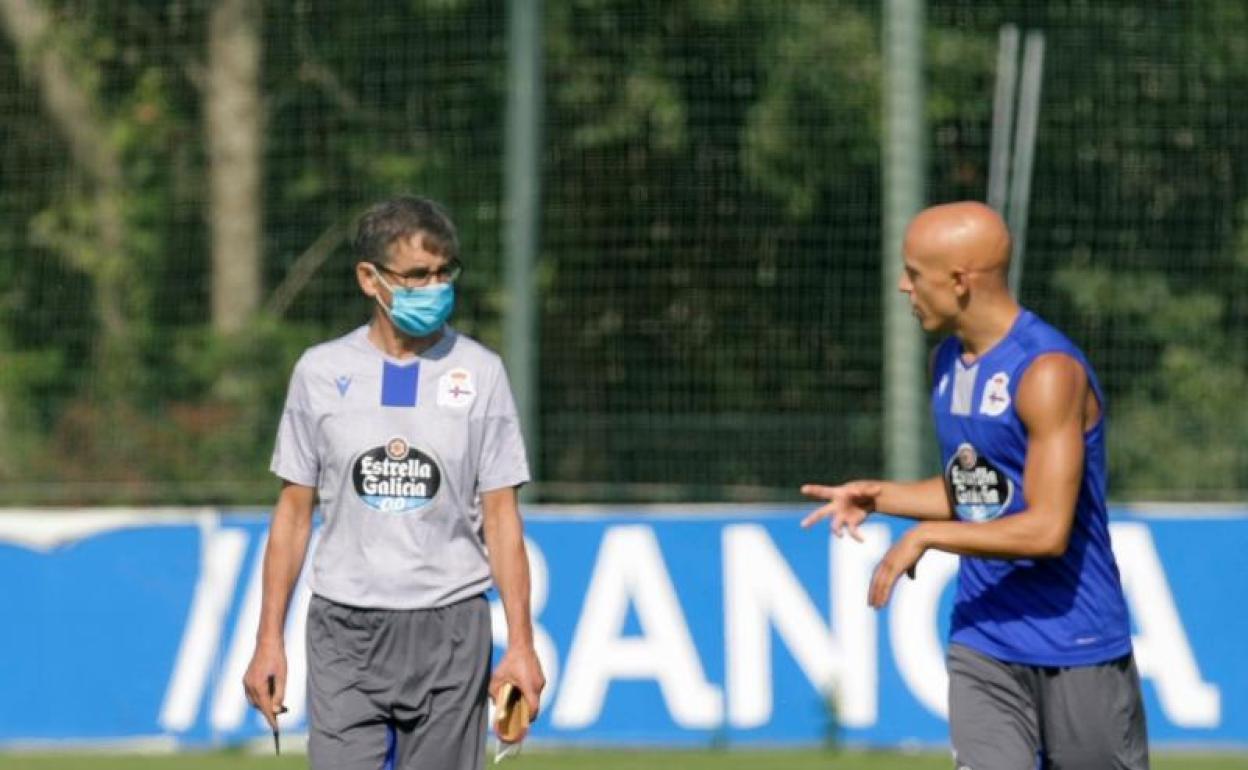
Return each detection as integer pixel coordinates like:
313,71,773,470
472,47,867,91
987,24,1020,213
503,0,543,491
1007,31,1045,297
882,0,927,480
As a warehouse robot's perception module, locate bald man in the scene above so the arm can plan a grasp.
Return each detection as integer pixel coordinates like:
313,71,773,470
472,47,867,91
802,202,1148,769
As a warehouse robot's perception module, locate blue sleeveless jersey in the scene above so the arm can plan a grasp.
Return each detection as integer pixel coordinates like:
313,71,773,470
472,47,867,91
930,309,1132,666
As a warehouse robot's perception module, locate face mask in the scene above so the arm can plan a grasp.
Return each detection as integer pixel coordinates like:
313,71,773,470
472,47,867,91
371,267,456,338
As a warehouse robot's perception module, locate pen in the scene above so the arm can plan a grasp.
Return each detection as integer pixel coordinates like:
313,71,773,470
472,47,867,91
266,674,287,755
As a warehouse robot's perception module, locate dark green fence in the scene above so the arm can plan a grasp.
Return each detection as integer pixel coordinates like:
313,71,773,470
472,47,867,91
0,1,1244,504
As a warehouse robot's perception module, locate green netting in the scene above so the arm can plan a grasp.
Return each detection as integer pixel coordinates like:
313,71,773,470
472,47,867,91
923,2,1248,500
538,1,884,501
0,1,1244,504
0,0,508,503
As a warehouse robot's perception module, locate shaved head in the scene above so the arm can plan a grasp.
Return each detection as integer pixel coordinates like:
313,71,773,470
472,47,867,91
904,201,1012,282
897,201,1019,336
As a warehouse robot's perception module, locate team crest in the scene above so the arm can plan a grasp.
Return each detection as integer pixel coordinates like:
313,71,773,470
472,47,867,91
386,436,409,459
979,371,1011,416
437,368,476,409
945,442,1013,522
352,436,442,513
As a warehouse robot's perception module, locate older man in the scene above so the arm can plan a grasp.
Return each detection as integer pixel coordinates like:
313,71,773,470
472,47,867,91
244,195,544,770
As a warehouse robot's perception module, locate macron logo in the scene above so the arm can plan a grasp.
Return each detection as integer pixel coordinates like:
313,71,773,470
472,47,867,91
335,375,352,396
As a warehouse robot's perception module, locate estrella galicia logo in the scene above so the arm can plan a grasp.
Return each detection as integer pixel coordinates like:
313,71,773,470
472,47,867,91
945,442,1013,522
352,436,441,513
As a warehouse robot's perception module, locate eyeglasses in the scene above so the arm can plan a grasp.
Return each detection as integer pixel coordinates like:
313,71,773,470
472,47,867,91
370,259,463,288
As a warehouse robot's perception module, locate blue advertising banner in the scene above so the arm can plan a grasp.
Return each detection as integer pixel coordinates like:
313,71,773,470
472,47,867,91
0,506,1243,749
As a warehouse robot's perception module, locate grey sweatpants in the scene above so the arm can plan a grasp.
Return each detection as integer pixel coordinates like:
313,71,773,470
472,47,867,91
307,593,492,770
947,643,1149,770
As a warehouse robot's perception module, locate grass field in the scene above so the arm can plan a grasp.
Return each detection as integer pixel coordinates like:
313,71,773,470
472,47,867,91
2,750,1246,770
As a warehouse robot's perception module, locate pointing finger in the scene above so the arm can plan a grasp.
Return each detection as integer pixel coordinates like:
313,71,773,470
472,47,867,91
800,503,834,529
800,484,836,500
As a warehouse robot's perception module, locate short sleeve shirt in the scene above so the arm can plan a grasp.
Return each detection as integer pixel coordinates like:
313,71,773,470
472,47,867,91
271,325,530,609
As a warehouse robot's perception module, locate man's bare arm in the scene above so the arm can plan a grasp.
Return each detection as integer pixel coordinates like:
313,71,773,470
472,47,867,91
801,476,953,538
867,353,1091,607
912,353,1087,560
242,482,316,728
482,486,545,727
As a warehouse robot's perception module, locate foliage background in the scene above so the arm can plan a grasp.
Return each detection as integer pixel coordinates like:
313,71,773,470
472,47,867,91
0,0,1244,505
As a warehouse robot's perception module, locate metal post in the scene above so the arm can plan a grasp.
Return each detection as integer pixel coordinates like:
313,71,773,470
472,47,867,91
986,24,1045,297
1007,31,1045,297
503,0,543,491
987,25,1020,214
882,0,927,481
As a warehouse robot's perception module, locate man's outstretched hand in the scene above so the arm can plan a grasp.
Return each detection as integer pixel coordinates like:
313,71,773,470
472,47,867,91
800,481,882,542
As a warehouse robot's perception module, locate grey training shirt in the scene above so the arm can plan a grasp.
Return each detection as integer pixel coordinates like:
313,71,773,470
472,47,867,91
271,325,531,609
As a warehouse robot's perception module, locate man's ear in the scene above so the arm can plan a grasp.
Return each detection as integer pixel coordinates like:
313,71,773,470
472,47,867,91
356,262,380,299
951,267,971,299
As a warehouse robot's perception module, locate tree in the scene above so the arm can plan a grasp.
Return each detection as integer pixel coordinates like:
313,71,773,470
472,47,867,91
207,0,263,335
0,0,136,388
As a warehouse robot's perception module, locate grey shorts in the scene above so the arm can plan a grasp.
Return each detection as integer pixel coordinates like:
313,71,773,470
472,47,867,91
306,593,491,770
947,643,1149,770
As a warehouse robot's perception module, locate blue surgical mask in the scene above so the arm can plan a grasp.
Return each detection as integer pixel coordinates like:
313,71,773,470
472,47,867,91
372,268,455,338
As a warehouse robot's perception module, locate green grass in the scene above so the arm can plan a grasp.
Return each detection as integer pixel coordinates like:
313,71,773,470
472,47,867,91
1,749,1247,770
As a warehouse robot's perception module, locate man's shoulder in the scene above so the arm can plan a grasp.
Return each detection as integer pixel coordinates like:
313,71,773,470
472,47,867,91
1014,311,1085,359
444,329,505,371
297,326,368,368
287,326,370,393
